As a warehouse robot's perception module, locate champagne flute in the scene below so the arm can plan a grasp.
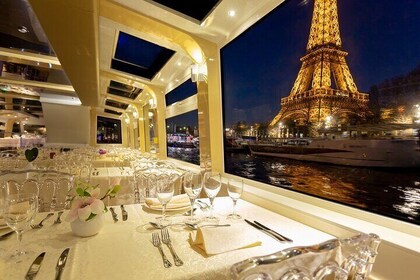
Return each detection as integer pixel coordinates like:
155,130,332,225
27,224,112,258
183,172,202,224
203,172,221,223
3,193,38,261
227,178,244,219
155,175,174,227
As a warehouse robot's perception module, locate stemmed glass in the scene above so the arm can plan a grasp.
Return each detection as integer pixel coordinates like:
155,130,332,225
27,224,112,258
203,172,221,223
3,193,38,261
227,178,244,219
183,172,202,224
155,175,175,227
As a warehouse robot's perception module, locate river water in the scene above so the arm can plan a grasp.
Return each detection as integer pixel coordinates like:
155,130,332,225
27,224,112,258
225,152,420,225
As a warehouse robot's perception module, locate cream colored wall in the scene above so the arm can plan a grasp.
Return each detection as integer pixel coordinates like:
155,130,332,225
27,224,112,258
42,103,90,144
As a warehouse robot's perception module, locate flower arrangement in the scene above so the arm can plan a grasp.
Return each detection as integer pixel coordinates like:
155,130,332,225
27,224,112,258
66,182,121,223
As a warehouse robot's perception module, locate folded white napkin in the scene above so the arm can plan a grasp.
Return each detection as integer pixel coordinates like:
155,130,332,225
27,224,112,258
145,194,190,210
190,224,262,256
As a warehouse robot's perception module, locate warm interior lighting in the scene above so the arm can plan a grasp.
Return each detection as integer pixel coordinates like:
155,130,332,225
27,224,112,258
228,10,236,17
191,63,207,82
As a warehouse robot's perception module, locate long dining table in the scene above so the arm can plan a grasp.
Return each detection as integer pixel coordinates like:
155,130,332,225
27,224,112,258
0,197,333,279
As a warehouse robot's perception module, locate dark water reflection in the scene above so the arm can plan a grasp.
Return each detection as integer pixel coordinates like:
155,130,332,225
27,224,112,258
167,147,200,165
225,152,420,225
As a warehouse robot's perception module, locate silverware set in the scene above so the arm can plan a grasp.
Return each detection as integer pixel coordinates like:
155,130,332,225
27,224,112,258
152,228,183,268
244,219,293,242
109,205,129,222
54,211,64,224
31,213,54,229
31,212,63,229
25,248,70,280
109,207,118,222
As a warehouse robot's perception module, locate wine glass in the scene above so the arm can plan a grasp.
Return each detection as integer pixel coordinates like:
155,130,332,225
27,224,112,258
202,172,221,223
3,193,38,261
183,172,202,224
155,175,174,227
227,178,244,219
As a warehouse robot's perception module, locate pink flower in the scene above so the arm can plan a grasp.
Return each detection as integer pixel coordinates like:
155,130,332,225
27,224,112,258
65,188,105,222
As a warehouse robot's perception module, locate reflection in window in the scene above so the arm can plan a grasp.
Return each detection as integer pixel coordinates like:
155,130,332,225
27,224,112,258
97,116,122,144
166,110,199,165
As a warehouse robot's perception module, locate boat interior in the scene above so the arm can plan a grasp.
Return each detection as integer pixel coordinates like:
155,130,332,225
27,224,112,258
0,0,419,279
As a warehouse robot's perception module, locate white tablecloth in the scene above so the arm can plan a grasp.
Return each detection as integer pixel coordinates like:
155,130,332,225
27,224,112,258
85,167,134,204
0,197,333,280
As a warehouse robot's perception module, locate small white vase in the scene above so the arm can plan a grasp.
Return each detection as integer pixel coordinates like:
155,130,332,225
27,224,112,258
70,213,104,237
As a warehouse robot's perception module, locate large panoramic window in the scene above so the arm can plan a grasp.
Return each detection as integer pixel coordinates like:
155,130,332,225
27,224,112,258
165,80,199,165
166,110,199,165
97,116,122,144
221,0,420,225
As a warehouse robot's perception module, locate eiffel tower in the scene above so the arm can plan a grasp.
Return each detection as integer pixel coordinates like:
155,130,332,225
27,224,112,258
270,0,369,136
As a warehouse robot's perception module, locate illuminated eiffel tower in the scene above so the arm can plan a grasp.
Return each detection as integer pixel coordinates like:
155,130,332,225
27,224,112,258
270,0,369,136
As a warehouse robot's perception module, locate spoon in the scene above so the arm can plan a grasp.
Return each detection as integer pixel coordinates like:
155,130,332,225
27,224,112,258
149,222,185,229
185,223,231,230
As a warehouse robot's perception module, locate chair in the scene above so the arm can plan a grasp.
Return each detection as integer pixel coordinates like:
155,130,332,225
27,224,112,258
231,233,381,280
0,169,74,212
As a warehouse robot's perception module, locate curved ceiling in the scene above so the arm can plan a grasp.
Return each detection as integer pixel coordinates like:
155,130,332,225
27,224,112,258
1,0,285,125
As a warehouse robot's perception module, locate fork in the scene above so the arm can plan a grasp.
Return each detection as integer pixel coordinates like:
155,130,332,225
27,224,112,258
31,213,54,229
152,232,172,268
161,228,183,266
54,211,64,224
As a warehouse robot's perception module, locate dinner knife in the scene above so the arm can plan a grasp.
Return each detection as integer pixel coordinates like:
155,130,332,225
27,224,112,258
55,248,70,280
25,252,46,280
120,205,128,221
253,220,293,242
244,219,287,242
0,230,14,240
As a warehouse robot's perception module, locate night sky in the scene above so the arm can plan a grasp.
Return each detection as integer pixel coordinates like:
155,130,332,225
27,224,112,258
221,0,420,127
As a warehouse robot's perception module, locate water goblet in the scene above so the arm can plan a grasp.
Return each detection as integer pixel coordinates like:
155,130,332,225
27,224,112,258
203,172,221,223
3,193,38,261
227,178,244,219
155,175,175,227
183,172,202,224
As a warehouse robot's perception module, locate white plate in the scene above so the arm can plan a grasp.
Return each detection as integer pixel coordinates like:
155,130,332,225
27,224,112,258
142,203,191,213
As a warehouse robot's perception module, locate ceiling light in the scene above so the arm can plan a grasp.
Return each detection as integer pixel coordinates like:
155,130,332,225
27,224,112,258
177,62,181,66
18,26,29,33
228,10,236,17
191,63,207,82
160,78,164,82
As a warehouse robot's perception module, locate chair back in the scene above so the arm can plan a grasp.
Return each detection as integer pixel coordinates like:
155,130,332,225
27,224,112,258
0,169,74,212
231,233,381,280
